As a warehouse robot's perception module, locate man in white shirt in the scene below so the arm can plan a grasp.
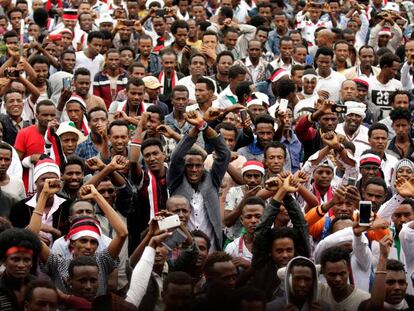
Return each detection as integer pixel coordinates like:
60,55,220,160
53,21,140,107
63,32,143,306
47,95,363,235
368,53,402,117
214,65,247,109
314,47,346,102
74,31,105,84
336,101,370,158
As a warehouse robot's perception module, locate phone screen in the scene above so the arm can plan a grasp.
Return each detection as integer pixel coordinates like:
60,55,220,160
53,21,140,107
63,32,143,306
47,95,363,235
162,228,187,251
359,201,372,226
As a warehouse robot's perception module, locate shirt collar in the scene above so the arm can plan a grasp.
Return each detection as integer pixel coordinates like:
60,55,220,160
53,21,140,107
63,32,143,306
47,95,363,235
26,194,66,209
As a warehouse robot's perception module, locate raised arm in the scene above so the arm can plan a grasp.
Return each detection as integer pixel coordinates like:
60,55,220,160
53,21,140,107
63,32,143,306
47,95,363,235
79,184,128,259
26,178,62,262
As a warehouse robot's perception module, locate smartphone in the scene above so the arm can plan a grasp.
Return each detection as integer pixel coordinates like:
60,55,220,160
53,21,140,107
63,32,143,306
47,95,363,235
124,20,135,26
332,104,347,114
157,214,181,231
279,99,288,112
240,109,247,123
162,228,187,251
62,77,72,90
347,177,356,186
359,201,372,226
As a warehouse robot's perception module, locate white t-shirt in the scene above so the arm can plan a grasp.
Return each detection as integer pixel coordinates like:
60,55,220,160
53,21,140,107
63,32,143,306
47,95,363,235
1,176,25,200
225,236,252,262
368,76,403,116
315,70,346,102
74,51,104,83
318,284,370,311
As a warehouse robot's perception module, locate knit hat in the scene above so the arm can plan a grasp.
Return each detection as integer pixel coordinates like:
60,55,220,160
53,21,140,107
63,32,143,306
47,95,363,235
65,218,101,243
315,159,335,171
302,68,318,81
344,101,366,119
379,27,392,36
241,160,265,175
395,159,414,173
353,78,369,89
33,158,60,183
360,153,381,167
270,68,289,83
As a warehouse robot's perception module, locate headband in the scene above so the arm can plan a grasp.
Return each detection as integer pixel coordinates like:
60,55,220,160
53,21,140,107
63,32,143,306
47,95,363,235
6,246,34,257
302,74,318,81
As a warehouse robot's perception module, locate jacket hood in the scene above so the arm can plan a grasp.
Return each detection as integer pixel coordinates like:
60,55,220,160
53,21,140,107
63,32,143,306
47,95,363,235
283,256,318,306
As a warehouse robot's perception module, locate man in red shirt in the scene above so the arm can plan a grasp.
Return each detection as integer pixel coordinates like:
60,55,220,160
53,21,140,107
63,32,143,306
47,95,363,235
14,100,57,194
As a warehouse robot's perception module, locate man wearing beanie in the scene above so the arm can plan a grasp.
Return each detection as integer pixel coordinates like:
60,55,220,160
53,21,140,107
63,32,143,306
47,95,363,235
9,157,72,244
336,101,370,158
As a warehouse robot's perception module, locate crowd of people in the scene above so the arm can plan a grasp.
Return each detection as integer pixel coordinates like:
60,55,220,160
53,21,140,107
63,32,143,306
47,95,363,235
0,0,414,310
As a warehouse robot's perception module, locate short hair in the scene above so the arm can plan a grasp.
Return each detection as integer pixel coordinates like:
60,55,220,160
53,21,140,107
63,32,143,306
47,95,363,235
333,40,349,50
390,90,412,105
215,122,238,138
192,229,211,250
163,271,193,291
204,251,233,276
330,215,353,234
7,7,23,19
141,137,163,154
68,256,98,278
223,27,238,37
86,106,108,122
87,31,104,43
320,246,350,269
386,259,406,272
235,81,253,103
105,48,119,57
74,67,91,79
61,49,76,60
368,123,389,138
4,88,23,102
61,156,85,173
0,217,12,234
108,119,129,134
119,46,136,59
139,34,153,43
276,79,296,98
257,2,273,10
190,53,207,64
68,200,94,218
186,147,207,161
256,25,270,34
359,45,375,55
29,54,49,67
280,36,293,46
202,30,218,40
363,177,387,194
400,198,414,210
315,47,334,60
126,77,145,90
379,53,400,69
228,65,247,79
291,64,305,76
0,228,41,268
128,62,146,74
390,108,412,123
147,105,165,122
196,77,215,92
24,280,57,304
35,99,55,114
100,29,113,41
242,196,266,210
250,15,266,27
264,141,287,159
219,6,233,18
254,113,274,127
172,85,189,98
171,20,188,34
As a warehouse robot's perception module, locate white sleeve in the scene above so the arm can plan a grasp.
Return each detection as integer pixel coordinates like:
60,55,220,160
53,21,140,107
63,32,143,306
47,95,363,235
352,233,372,272
314,227,353,263
401,62,414,90
377,194,405,224
125,246,156,308
357,13,369,46
390,23,403,51
400,222,414,275
7,147,23,180
224,240,238,257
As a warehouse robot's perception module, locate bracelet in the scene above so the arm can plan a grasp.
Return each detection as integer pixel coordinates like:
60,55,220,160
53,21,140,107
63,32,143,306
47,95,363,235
33,211,43,216
197,120,208,131
375,271,387,274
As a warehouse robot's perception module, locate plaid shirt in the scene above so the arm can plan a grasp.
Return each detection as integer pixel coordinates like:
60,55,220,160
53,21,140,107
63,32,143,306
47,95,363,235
75,134,99,160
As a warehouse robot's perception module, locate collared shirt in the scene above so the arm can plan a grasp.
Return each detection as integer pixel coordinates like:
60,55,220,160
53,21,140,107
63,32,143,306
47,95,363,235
335,123,370,158
213,85,238,109
281,131,302,173
26,194,66,243
76,134,99,160
188,190,216,250
269,57,297,72
234,57,268,83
